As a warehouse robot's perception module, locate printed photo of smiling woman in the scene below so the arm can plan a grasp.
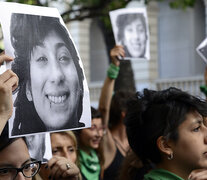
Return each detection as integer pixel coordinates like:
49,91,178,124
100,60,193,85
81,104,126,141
110,8,150,60
116,13,147,58
9,13,87,136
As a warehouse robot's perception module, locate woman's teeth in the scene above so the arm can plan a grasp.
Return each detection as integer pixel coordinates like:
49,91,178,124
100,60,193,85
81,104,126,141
48,95,67,104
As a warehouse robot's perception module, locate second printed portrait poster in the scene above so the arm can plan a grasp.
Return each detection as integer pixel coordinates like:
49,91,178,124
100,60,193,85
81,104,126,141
110,7,150,60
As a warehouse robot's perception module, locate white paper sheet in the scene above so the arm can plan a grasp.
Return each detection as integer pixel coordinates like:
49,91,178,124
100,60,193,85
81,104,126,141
109,8,150,60
0,2,91,138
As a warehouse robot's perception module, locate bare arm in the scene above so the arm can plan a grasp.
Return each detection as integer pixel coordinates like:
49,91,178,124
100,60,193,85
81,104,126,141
98,46,125,168
0,54,18,134
98,45,124,126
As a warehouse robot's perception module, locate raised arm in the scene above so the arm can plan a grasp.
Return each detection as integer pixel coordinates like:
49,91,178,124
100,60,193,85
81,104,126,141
0,54,18,134
98,45,124,126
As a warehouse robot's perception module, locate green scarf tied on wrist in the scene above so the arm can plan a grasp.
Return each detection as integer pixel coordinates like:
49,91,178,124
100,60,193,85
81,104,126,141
79,149,100,180
200,85,207,96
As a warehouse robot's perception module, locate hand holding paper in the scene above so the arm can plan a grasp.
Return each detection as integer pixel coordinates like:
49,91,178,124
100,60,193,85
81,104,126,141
0,54,18,134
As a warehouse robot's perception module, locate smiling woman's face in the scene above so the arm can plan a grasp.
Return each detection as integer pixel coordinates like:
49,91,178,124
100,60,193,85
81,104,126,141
26,30,80,129
123,18,146,58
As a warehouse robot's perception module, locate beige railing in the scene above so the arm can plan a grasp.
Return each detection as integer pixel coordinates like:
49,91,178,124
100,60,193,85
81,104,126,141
156,76,205,98
89,75,206,104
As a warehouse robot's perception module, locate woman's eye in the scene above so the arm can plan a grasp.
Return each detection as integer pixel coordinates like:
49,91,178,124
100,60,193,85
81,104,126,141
68,147,75,153
36,56,48,62
24,164,32,171
126,27,133,32
137,27,144,33
0,169,9,175
59,56,70,62
193,126,201,132
52,149,58,154
90,125,96,130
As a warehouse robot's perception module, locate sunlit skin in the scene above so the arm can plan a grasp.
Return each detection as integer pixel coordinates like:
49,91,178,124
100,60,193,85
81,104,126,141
51,133,77,163
0,138,32,180
159,111,207,179
79,118,104,154
123,18,147,58
26,30,80,129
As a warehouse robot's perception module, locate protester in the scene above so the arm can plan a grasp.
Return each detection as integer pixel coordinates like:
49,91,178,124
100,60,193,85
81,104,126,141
0,53,18,134
10,13,85,135
50,131,78,164
125,87,207,180
0,125,41,180
75,107,105,180
0,124,80,180
98,45,133,180
34,131,81,180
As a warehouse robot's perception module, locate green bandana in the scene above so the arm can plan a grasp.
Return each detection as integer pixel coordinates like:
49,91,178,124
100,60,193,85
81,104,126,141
79,149,100,180
200,85,207,96
144,168,184,180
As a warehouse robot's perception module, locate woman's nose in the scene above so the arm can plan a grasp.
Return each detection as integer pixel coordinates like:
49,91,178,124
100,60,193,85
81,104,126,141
49,61,65,84
95,129,103,138
133,31,140,40
63,149,71,160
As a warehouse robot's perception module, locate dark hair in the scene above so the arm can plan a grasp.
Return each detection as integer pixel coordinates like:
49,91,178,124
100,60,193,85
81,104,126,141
91,106,102,119
109,90,134,129
0,124,23,151
10,13,84,134
125,87,207,165
116,13,147,43
119,149,153,180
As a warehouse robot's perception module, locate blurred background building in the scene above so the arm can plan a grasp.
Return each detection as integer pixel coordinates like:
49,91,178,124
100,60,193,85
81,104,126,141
0,0,206,106
65,0,206,106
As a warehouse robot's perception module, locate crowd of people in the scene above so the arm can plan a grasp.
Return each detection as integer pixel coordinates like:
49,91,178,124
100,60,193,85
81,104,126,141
1,29,207,180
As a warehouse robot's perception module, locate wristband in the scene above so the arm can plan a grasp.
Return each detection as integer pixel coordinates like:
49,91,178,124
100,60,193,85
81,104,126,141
200,85,207,96
107,63,120,79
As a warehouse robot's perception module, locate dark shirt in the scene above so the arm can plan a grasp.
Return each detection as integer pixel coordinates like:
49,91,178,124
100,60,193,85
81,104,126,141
103,148,124,180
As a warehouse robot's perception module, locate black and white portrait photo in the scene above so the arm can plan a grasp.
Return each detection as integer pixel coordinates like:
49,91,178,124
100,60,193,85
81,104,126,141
25,133,52,163
110,8,150,60
0,2,91,137
197,38,207,63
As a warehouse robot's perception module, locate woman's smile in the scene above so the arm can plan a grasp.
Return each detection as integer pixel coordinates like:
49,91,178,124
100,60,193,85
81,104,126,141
47,94,67,104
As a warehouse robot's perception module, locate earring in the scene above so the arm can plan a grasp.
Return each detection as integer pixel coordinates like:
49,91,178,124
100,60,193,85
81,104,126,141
167,153,173,160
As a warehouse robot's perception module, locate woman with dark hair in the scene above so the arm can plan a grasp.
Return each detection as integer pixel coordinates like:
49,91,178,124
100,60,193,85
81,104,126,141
125,87,207,180
0,125,41,180
75,107,105,180
0,125,81,180
10,13,85,135
116,13,147,58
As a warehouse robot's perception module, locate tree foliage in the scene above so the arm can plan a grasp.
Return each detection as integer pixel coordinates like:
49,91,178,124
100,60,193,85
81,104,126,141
3,0,197,91
6,0,197,23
